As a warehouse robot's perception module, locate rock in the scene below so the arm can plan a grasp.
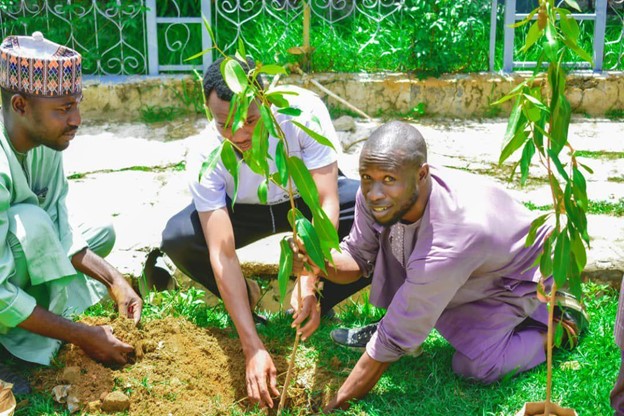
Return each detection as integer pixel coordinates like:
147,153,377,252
101,391,130,413
86,400,101,412
51,385,71,403
332,115,356,132
60,366,81,385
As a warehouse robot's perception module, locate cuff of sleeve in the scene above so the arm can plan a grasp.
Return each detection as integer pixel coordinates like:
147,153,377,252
365,330,403,363
0,289,36,328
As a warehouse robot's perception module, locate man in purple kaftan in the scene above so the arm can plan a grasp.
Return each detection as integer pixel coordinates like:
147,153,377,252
293,121,585,412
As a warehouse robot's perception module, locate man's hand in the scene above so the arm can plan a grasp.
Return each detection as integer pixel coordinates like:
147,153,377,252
289,237,321,278
109,277,143,325
245,348,279,408
290,275,321,340
74,325,134,365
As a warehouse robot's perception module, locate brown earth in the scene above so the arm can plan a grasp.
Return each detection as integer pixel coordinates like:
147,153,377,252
31,316,343,415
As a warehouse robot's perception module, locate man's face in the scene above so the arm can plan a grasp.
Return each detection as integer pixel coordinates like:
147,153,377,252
207,90,261,152
359,148,423,226
24,93,82,151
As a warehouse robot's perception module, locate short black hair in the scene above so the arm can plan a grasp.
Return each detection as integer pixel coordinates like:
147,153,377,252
364,121,428,169
203,56,265,102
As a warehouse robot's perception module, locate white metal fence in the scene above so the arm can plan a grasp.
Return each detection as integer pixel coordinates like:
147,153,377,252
0,0,621,75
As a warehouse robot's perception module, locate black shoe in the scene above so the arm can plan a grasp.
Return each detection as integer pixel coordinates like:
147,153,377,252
0,363,30,395
140,249,173,296
554,291,589,350
330,322,378,350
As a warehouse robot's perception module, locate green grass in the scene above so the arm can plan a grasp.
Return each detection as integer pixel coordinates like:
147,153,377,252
10,282,621,415
67,161,186,180
524,199,624,216
575,150,624,160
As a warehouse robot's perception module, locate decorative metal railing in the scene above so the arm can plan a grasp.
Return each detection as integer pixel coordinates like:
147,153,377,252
0,0,621,75
0,0,149,75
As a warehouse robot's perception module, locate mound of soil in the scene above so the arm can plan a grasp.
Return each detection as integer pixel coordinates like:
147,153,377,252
32,316,342,415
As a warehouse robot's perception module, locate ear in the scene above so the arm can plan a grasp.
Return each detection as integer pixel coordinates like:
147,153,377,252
418,163,429,181
11,94,27,116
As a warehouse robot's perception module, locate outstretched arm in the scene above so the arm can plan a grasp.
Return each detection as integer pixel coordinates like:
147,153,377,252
324,352,390,412
199,208,279,408
18,306,134,364
71,248,142,324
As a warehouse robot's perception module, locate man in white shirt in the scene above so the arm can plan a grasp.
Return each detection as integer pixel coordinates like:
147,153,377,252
150,57,367,408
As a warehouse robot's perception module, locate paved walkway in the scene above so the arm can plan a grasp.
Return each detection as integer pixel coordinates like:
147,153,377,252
64,116,624,289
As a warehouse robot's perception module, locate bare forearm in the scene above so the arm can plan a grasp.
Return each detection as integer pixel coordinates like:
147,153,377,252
18,305,89,345
71,248,125,288
211,254,264,354
321,251,363,284
325,352,390,412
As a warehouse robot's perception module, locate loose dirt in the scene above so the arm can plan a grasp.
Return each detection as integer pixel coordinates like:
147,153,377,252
32,316,342,415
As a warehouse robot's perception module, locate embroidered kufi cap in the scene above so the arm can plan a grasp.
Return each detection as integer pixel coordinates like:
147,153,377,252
0,31,81,97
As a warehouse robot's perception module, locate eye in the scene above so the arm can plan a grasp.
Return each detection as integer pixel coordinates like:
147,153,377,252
361,174,371,181
383,176,395,183
245,116,258,125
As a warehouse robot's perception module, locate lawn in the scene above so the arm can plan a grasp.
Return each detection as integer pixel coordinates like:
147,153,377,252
9,282,620,415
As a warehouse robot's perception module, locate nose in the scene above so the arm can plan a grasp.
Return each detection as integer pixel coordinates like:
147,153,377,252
232,123,253,144
365,182,384,202
68,106,81,128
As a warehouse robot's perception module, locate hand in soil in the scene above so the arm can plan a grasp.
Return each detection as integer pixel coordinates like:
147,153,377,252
290,276,321,340
76,325,134,365
110,280,143,325
245,348,279,408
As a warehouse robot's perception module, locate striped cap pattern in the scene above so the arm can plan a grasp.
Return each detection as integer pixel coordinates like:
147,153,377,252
0,31,81,97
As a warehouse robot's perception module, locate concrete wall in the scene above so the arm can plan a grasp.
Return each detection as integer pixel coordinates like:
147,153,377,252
81,72,624,122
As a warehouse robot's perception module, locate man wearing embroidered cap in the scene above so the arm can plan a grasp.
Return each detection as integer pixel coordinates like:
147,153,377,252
0,32,142,377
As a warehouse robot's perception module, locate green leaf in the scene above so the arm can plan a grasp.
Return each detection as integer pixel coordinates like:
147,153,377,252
563,0,582,12
295,215,327,274
561,36,594,65
221,141,240,206
259,105,279,138
500,122,528,165
553,232,570,287
250,118,270,176
291,120,336,151
257,64,287,75
547,149,570,181
540,235,554,278
275,140,289,187
222,59,248,94
257,178,268,205
554,320,565,348
202,15,216,45
277,107,303,117
579,162,594,174
508,8,538,28
543,22,560,62
278,238,293,306
558,9,580,42
520,140,535,186
198,143,224,181
521,21,543,53
185,47,213,62
499,97,524,164
550,96,571,155
313,208,340,260
525,213,550,247
569,228,587,272
265,92,290,108
572,167,588,209
287,156,322,215
522,93,550,113
237,37,246,61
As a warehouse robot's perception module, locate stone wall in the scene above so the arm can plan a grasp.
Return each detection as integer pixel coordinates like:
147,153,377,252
81,72,624,122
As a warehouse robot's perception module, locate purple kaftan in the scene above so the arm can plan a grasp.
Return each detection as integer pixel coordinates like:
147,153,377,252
340,166,553,382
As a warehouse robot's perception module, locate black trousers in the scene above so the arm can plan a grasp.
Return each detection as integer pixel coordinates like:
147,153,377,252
161,176,370,315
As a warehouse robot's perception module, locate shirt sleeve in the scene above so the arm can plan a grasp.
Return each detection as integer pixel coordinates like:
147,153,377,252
296,95,339,171
187,143,228,212
339,190,379,278
54,156,88,256
366,251,482,362
0,179,36,328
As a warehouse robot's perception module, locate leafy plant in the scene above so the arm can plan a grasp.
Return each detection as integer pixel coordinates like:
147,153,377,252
191,19,341,414
493,0,592,413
